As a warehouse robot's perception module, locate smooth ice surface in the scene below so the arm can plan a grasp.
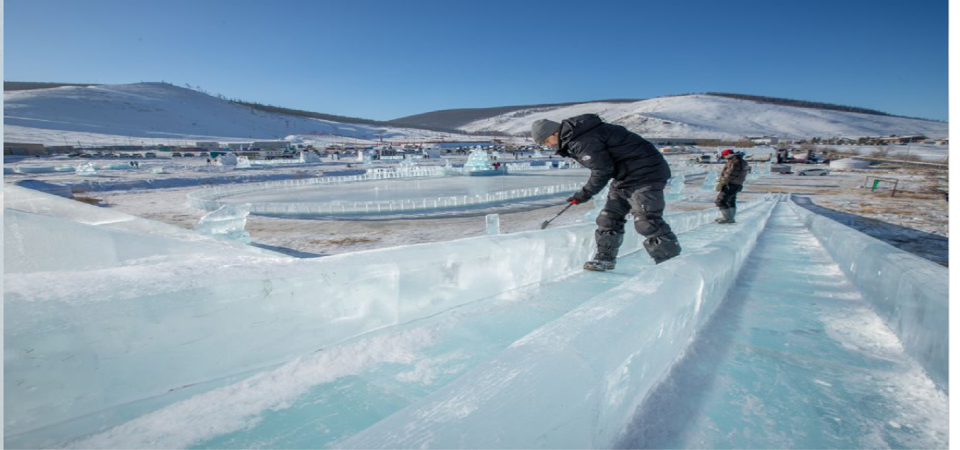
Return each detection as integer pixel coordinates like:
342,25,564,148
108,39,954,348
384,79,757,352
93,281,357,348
618,203,948,449
790,200,949,392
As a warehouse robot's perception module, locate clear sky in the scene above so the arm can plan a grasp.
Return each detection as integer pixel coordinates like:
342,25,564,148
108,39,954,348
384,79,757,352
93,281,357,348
5,0,949,121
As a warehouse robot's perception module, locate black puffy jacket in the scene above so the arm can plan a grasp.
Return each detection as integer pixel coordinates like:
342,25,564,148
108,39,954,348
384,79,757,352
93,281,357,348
557,114,671,199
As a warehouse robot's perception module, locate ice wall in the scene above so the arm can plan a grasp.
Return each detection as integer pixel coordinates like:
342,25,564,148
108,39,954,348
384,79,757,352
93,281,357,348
340,200,778,448
4,200,764,441
789,200,949,392
3,185,280,268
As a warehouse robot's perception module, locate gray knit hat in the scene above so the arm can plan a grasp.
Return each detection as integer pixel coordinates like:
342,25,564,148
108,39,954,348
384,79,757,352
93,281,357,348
531,119,561,144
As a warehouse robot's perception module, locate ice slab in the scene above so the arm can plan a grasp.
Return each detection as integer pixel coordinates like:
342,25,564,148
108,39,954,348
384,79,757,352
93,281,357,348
340,201,778,448
195,204,251,243
3,185,281,261
26,200,775,449
618,203,948,449
789,199,949,392
4,200,761,441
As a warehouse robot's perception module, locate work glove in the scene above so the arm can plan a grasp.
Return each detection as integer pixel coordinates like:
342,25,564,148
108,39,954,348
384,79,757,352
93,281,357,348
567,191,591,205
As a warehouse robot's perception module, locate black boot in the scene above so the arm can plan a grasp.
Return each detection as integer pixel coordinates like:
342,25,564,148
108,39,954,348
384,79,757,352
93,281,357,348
716,207,735,224
585,230,623,271
644,232,682,264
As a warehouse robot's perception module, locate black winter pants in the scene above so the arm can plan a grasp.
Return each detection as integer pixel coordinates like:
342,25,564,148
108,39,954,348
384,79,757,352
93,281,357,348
714,183,743,209
594,183,680,262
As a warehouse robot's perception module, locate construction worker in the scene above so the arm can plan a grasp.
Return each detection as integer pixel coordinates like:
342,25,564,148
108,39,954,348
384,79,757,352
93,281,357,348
531,115,681,269
715,149,749,223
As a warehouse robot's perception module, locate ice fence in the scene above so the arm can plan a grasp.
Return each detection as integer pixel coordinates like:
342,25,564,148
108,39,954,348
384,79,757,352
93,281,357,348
789,199,949,393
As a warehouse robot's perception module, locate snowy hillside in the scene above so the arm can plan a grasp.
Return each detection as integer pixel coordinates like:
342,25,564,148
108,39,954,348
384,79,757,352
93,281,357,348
3,83,469,146
458,94,949,140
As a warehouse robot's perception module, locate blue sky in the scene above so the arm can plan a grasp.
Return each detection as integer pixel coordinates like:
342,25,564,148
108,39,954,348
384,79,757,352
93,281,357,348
5,0,949,121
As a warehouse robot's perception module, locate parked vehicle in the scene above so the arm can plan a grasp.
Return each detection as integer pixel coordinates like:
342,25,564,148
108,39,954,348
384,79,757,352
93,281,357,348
184,152,196,157
172,152,183,157
798,168,830,176
144,152,157,159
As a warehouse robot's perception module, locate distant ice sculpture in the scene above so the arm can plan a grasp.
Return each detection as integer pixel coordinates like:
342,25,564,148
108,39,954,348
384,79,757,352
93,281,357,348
194,204,252,244
150,166,166,174
464,148,494,172
236,156,252,169
219,154,239,166
75,162,98,176
533,149,544,158
701,171,718,191
300,152,321,163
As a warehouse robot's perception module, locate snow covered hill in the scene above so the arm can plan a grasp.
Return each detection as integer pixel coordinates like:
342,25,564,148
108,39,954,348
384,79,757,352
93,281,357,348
5,84,947,146
3,83,464,146
457,94,949,140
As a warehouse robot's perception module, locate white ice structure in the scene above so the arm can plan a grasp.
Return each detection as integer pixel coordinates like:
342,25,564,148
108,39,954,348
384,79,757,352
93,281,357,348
236,155,252,169
218,153,238,166
463,148,495,172
299,151,321,163
830,158,871,169
194,204,252,243
188,170,586,217
4,186,948,449
504,162,551,173
75,162,98,176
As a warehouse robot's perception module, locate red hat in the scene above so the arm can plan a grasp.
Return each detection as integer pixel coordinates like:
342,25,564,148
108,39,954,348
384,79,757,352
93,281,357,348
721,149,734,157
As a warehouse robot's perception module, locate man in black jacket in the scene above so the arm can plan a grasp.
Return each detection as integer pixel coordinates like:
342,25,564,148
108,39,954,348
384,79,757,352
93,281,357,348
532,114,681,269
